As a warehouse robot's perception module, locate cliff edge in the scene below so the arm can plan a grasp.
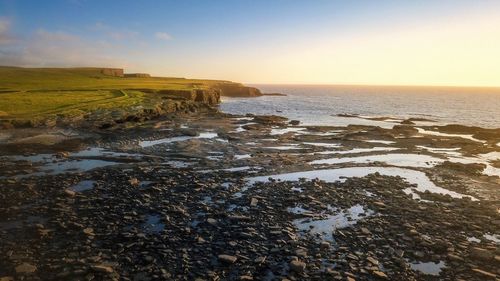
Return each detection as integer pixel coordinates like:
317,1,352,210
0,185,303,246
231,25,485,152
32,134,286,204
0,66,262,129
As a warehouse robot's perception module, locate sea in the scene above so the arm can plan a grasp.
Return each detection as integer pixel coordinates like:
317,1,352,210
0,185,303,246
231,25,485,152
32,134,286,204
220,85,500,129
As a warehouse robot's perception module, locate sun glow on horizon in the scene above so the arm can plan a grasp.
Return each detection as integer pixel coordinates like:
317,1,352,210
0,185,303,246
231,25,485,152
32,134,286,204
201,12,500,87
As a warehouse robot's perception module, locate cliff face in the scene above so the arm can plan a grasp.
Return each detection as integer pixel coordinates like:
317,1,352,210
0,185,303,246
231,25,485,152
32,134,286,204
100,68,124,77
124,73,151,78
0,66,263,129
215,83,262,97
158,88,220,106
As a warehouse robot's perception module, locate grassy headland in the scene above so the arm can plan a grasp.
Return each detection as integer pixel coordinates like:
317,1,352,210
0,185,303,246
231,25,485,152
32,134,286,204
0,66,261,128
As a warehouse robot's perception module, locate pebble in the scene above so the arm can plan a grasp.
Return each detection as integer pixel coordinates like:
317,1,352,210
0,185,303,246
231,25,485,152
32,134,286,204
373,270,388,279
250,197,258,207
207,218,217,226
289,260,306,273
64,189,76,197
91,264,114,273
218,254,237,264
367,257,379,266
15,263,37,274
83,228,95,236
320,241,330,251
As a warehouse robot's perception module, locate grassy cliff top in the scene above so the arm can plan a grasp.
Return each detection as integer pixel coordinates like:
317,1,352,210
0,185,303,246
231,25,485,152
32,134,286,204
0,66,237,124
0,66,234,92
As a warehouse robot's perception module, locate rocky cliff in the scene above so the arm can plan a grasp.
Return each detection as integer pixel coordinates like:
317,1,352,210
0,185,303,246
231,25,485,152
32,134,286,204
215,83,262,97
124,73,151,78
100,68,124,77
157,88,221,106
0,66,264,129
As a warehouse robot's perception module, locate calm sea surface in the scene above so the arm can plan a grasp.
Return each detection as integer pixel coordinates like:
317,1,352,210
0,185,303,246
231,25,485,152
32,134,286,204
220,85,500,128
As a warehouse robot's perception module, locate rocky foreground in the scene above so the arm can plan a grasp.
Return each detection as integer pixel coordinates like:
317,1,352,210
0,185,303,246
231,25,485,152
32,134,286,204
0,109,499,281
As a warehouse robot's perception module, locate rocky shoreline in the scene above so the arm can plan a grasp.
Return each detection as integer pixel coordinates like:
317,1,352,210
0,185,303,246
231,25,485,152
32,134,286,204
0,109,499,280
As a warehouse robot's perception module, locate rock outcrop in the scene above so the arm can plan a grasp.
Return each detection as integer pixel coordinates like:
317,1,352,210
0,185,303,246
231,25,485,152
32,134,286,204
215,83,262,97
124,73,151,78
158,88,220,106
100,68,124,77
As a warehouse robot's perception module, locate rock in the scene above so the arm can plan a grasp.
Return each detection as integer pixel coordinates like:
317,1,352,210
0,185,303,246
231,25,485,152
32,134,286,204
367,257,379,266
373,270,388,279
64,189,76,197
218,254,237,264
401,119,415,125
289,260,306,273
250,197,258,207
320,241,330,251
129,178,140,186
216,84,262,97
360,227,371,235
92,264,114,273
289,120,300,125
55,151,70,158
0,277,14,281
447,253,463,261
239,275,253,280
470,247,494,261
207,218,217,226
254,256,266,264
471,268,496,278
83,228,95,236
15,263,37,274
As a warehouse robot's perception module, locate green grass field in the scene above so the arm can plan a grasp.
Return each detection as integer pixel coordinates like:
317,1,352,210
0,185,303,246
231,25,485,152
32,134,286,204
0,66,230,122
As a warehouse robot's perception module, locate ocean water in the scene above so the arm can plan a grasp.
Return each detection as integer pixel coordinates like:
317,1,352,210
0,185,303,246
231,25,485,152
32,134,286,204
220,85,500,128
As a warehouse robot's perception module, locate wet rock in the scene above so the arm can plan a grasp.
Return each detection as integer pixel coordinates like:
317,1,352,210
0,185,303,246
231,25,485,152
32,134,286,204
55,151,70,158
470,247,494,260
254,256,266,264
83,228,95,236
129,178,140,186
373,271,388,279
250,197,258,207
367,257,379,266
91,264,114,273
218,254,237,264
471,268,496,278
360,227,371,235
289,260,306,273
15,263,37,274
401,119,415,125
320,241,330,251
207,218,217,226
64,189,76,197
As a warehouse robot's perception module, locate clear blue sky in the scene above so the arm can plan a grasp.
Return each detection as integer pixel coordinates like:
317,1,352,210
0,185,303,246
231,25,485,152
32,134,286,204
1,0,500,86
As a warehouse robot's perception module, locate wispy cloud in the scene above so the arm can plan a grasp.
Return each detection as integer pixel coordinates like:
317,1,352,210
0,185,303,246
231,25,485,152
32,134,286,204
0,17,15,45
155,32,172,41
92,22,139,40
0,28,128,67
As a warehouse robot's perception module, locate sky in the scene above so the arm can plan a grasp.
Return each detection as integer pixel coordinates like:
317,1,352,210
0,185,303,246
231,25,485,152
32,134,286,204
1,0,500,86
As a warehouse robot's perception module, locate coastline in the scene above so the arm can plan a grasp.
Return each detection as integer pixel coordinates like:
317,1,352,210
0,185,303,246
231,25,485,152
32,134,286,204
1,98,499,279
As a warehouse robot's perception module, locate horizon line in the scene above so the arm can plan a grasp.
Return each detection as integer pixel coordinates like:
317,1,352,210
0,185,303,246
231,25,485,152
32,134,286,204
243,82,500,89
